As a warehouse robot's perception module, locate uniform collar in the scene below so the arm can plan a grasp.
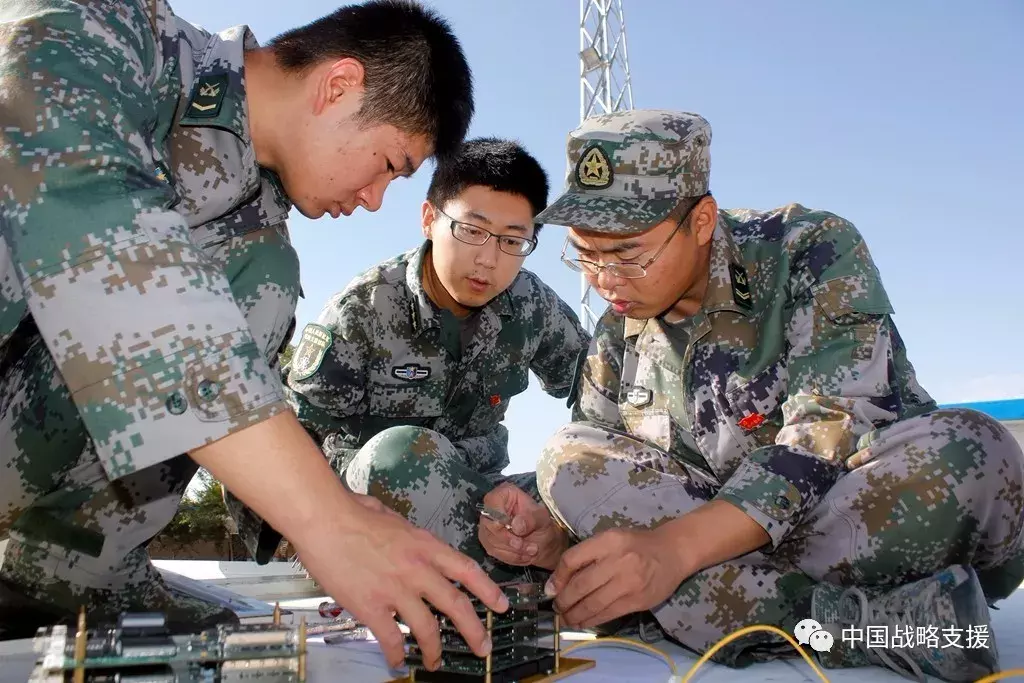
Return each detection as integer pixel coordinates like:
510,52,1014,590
407,242,440,334
624,215,753,340
406,241,517,335
178,25,256,142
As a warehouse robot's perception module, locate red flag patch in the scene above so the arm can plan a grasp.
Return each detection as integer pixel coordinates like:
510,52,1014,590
738,413,765,431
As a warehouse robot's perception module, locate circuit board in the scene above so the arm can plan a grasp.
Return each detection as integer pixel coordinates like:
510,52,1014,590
390,582,594,683
27,607,306,683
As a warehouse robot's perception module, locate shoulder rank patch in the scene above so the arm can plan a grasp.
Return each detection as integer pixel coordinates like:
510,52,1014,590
187,73,229,119
290,323,332,381
729,263,752,310
392,363,431,381
575,144,613,189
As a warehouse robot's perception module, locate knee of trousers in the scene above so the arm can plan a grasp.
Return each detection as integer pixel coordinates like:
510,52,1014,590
345,426,459,493
874,408,1024,550
924,408,1024,486
536,421,619,529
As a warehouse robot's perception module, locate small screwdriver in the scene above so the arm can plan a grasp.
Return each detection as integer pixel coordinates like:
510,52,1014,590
476,503,514,532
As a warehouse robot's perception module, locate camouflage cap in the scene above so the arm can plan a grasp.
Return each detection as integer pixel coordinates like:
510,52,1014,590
534,109,711,234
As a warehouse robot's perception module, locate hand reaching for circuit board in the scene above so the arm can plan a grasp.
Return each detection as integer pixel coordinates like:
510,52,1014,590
290,498,511,671
187,411,510,674
477,482,569,571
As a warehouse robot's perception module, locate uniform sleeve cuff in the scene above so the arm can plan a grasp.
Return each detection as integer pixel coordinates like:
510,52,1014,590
714,445,844,547
80,336,288,479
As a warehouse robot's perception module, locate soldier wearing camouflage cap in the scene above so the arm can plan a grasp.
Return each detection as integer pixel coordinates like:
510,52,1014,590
0,0,512,670
231,138,590,579
478,109,1024,681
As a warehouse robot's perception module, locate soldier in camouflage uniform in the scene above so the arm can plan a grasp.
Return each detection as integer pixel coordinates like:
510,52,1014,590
0,0,512,671
270,138,590,579
478,109,1024,682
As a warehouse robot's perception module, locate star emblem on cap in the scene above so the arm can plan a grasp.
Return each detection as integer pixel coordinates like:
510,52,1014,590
575,144,613,189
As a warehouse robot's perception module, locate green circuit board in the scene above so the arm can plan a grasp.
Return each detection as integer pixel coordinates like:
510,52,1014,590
27,611,306,683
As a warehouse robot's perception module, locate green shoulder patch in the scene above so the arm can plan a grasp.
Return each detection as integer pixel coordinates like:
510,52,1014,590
187,73,229,119
290,323,333,381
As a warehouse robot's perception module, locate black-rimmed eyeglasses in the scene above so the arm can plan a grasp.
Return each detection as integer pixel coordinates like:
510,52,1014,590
436,207,537,257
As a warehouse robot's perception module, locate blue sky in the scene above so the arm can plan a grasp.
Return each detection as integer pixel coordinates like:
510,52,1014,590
173,0,1023,476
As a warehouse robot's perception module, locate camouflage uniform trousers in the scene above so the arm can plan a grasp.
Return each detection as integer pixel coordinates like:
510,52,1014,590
342,425,543,582
537,408,1024,668
0,225,299,632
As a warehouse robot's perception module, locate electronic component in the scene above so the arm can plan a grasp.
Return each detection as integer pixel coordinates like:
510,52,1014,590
27,604,306,683
388,581,594,683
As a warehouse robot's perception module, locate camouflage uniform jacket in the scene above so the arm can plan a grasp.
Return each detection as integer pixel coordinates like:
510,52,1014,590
574,203,937,548
0,0,296,478
286,242,591,477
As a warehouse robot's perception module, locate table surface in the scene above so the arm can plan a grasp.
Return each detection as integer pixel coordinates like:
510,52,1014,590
5,588,1024,683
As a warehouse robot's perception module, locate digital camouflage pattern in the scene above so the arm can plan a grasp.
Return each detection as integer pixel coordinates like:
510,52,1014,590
344,425,539,580
533,110,711,234
0,0,299,630
539,414,1021,680
230,242,590,566
533,109,1024,679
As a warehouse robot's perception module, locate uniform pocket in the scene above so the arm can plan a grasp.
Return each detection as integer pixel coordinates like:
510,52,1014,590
367,379,445,418
711,360,788,464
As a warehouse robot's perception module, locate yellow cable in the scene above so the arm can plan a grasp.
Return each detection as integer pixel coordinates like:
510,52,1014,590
677,624,830,683
974,670,1024,682
560,636,678,675
560,625,1024,683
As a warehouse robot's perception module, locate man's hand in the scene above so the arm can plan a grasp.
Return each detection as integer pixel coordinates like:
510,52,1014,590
290,501,509,671
543,526,690,629
188,412,509,672
543,500,770,630
478,483,568,570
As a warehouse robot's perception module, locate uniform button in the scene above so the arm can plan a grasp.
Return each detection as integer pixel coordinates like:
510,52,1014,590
166,392,188,415
197,379,220,401
775,495,791,510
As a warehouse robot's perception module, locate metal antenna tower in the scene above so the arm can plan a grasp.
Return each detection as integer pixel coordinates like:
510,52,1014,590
577,0,634,332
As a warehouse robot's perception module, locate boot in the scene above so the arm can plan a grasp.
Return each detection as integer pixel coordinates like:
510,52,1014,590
811,565,1000,682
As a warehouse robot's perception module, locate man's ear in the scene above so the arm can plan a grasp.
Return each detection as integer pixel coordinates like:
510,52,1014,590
421,200,436,239
693,195,719,247
312,57,366,116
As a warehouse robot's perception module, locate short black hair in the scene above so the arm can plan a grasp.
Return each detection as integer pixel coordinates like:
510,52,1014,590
426,137,550,236
267,0,473,158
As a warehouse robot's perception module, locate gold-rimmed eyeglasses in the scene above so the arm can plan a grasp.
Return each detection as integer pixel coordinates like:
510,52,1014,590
560,209,690,279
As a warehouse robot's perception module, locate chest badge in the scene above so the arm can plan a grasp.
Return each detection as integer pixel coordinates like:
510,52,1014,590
392,364,431,381
626,386,653,408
